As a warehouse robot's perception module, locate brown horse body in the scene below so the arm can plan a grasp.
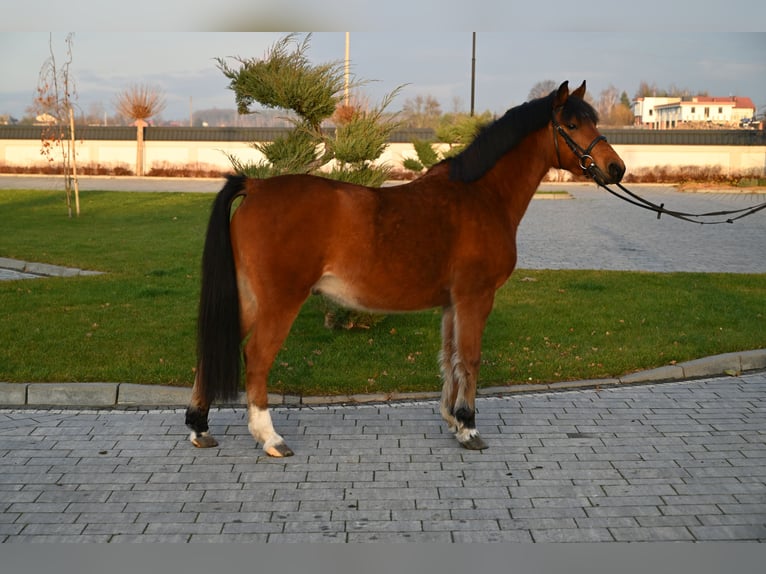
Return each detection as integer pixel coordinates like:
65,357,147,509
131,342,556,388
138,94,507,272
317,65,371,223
186,81,625,457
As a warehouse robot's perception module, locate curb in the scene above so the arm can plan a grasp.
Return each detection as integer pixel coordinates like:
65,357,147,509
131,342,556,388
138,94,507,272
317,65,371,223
0,257,103,279
1,349,764,409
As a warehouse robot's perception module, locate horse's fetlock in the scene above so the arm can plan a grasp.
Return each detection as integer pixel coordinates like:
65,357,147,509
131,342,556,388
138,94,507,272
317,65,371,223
454,405,476,429
185,406,209,434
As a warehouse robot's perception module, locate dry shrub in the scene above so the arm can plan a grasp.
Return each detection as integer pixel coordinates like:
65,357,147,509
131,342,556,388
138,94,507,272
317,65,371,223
621,165,748,185
0,162,133,176
147,161,227,178
0,162,231,178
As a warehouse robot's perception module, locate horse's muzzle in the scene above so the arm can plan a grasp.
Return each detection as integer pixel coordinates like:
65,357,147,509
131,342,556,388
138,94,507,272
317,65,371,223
591,161,625,186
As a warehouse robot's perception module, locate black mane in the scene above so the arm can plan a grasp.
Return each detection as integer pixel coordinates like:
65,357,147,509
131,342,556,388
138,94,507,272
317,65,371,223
448,90,599,183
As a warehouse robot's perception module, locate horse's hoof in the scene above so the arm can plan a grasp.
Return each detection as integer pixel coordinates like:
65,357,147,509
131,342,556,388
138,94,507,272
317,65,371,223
190,432,218,448
265,442,294,458
459,433,488,451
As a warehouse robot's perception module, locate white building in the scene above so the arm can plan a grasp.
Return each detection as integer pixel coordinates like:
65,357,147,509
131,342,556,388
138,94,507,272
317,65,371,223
633,96,756,129
631,97,678,128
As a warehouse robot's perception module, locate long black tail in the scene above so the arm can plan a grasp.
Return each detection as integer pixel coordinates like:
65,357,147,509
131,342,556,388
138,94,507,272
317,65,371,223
196,174,247,404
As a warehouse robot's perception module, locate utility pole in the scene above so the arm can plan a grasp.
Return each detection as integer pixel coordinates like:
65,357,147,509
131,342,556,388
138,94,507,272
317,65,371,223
470,32,476,117
344,32,350,107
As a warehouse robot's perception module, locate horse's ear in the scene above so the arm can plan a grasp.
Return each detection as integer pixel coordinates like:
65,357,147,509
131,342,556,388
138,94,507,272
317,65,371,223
572,81,586,99
553,81,570,107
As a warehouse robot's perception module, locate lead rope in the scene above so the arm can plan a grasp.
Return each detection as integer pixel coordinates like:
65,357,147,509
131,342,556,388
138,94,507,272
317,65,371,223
597,181,766,225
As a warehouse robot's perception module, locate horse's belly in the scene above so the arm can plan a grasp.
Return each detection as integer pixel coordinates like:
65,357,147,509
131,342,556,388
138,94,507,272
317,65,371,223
311,273,445,313
311,274,366,308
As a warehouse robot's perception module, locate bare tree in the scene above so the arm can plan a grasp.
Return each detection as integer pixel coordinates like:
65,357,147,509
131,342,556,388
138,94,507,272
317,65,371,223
635,80,708,99
528,80,558,100
597,85,620,120
33,33,80,216
115,83,166,176
401,94,442,129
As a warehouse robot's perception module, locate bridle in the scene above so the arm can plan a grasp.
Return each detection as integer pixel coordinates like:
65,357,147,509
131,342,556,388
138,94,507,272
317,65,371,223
550,108,766,225
551,108,607,180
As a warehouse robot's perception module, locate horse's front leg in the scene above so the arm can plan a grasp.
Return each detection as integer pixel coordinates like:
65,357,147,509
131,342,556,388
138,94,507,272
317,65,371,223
441,296,494,451
439,306,459,433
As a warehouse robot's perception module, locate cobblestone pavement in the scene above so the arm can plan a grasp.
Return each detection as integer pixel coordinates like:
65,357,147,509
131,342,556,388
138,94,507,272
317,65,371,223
1,372,764,542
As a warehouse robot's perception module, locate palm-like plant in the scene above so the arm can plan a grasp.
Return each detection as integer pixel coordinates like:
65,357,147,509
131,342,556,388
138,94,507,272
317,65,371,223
115,84,166,176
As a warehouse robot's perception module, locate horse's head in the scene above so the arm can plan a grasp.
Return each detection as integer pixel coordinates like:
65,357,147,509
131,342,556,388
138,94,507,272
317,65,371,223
551,81,625,186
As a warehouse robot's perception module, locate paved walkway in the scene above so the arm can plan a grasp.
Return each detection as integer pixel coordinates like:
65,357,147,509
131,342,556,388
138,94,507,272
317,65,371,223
1,372,764,542
519,184,766,274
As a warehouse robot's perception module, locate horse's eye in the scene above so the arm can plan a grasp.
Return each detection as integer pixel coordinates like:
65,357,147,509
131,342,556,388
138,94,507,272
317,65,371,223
567,123,577,130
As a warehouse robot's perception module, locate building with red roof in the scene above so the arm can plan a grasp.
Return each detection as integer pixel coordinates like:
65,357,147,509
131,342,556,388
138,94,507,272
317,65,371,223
632,96,756,129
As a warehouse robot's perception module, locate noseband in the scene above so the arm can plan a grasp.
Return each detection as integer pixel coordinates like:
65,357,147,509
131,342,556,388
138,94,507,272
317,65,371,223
551,110,607,179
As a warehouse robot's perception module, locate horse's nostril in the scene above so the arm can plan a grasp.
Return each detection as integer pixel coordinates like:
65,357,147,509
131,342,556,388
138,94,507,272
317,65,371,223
609,162,625,182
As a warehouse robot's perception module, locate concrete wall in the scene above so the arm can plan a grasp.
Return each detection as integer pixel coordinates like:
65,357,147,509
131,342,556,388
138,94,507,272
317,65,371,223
615,144,766,174
1,137,764,177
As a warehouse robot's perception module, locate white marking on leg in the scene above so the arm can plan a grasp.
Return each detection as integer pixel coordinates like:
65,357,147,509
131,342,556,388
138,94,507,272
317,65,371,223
189,431,205,443
248,406,286,456
455,427,480,443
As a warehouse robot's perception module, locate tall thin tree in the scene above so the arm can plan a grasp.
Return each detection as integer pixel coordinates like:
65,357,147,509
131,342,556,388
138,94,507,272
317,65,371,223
34,33,80,217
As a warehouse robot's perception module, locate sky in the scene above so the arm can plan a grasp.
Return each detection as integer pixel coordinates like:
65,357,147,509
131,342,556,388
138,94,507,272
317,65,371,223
2,3,765,123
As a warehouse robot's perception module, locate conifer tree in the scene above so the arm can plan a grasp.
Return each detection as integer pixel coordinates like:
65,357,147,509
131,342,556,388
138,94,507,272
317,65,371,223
218,33,400,186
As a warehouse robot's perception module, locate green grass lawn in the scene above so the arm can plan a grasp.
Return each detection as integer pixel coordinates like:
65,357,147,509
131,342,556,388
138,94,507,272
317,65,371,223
1,189,764,396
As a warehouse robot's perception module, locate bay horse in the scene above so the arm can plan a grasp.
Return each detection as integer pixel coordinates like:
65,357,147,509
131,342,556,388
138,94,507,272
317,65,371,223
186,80,625,457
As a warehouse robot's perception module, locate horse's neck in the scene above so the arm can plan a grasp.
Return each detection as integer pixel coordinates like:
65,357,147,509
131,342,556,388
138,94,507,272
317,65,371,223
484,130,554,227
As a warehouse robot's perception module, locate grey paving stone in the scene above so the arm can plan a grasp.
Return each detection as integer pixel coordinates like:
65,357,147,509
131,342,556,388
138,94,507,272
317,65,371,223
452,529,533,542
0,383,27,405
26,383,118,406
83,523,148,536
145,522,224,535
740,350,766,371
610,526,695,542
268,532,347,542
531,527,614,542
5,534,110,542
117,383,190,406
689,524,766,541
19,522,85,536
620,365,685,383
110,534,192,542
680,353,742,378
423,519,500,532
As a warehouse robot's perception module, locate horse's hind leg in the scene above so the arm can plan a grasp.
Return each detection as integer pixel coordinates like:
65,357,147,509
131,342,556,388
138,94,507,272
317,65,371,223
187,378,219,448
242,302,303,458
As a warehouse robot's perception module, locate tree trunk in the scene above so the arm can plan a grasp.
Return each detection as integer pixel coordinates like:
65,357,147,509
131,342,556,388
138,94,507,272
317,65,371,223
135,120,147,176
69,107,80,216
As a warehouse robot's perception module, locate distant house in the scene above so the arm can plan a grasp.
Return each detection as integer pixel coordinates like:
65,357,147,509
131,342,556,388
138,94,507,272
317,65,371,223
34,113,58,125
632,96,756,129
631,97,679,128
